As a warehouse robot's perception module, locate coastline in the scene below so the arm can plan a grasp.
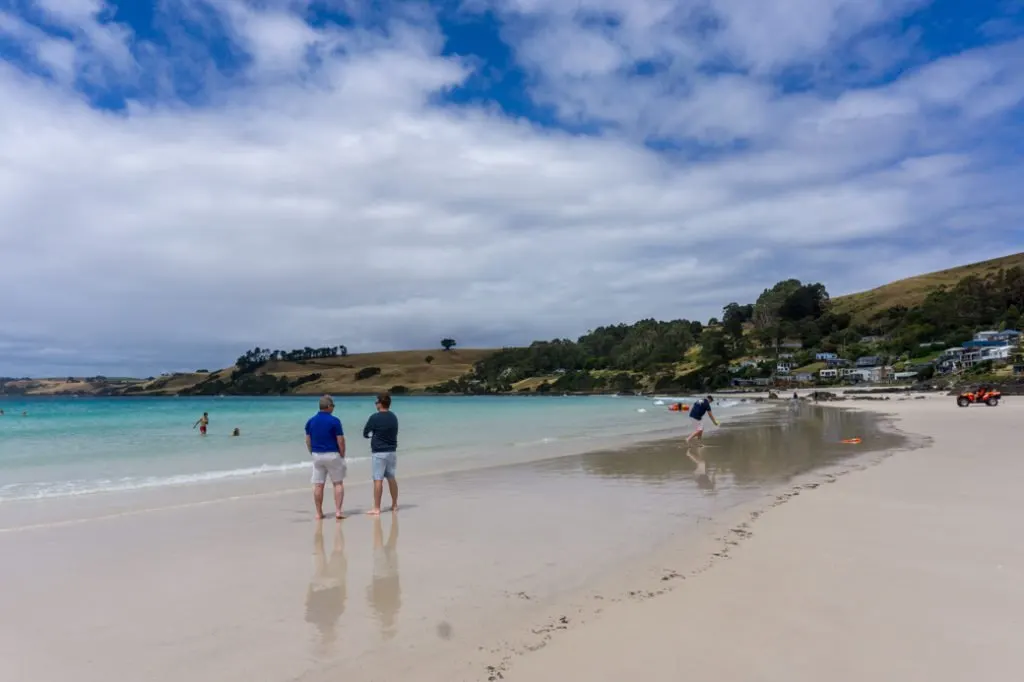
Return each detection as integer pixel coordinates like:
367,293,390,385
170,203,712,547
462,394,1024,682
0,402,904,682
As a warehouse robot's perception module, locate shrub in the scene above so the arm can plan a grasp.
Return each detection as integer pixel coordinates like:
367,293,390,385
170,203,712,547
355,366,382,381
425,355,435,364
390,385,409,394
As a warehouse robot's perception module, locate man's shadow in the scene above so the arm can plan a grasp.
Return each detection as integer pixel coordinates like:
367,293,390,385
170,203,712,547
305,519,347,656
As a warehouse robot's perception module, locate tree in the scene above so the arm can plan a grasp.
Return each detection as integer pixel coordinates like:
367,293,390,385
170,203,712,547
425,355,435,364
441,338,457,351
722,302,752,340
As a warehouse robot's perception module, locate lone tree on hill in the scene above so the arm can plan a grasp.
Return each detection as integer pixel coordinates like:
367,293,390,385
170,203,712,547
441,338,457,351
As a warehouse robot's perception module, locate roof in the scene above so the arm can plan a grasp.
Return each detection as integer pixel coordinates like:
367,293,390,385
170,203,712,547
962,340,1010,349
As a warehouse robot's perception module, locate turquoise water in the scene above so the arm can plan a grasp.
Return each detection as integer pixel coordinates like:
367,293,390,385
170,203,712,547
0,395,751,501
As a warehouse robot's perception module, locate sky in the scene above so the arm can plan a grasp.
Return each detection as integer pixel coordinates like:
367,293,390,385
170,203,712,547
2,0,1024,377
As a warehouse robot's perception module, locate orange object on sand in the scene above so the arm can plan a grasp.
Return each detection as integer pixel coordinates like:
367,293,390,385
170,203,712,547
668,403,689,412
841,438,862,444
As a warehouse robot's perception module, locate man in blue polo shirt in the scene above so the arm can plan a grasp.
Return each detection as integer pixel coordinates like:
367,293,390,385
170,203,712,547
685,395,719,446
305,395,347,520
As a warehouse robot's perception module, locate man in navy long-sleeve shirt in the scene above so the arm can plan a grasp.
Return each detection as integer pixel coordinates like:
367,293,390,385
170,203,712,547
364,392,399,515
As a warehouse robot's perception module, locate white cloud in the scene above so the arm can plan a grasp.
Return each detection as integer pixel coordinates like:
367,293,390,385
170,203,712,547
1,2,1023,375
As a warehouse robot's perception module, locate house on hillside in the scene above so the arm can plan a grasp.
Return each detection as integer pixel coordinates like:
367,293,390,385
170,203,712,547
819,368,839,380
778,339,803,350
893,371,919,381
794,372,814,383
825,357,851,368
973,329,1020,344
778,352,795,360
850,367,888,383
815,352,838,361
776,362,793,375
860,335,886,345
937,347,964,374
961,345,1013,369
856,355,882,368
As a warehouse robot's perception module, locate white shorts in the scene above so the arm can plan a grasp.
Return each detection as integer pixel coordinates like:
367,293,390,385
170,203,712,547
690,417,704,433
311,453,347,485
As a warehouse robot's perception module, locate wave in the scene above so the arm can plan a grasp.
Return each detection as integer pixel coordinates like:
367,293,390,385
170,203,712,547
0,457,370,502
651,396,745,409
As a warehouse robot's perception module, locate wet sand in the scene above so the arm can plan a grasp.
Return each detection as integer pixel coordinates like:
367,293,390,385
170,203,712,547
0,405,903,682
497,395,1024,682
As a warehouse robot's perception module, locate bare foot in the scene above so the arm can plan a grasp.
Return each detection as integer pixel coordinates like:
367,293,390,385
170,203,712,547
390,505,399,512
315,512,325,520
366,508,381,516
335,512,346,520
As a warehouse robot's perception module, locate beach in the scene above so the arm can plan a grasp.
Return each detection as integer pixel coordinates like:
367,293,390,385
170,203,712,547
493,394,1024,682
0,396,904,682
3,394,1018,681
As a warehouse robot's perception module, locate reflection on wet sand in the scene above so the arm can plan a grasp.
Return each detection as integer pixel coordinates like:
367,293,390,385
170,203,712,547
305,519,347,656
686,447,717,492
367,514,401,640
567,405,905,488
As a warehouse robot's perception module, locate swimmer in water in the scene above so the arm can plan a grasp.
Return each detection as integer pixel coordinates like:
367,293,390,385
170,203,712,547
232,427,240,437
193,412,209,435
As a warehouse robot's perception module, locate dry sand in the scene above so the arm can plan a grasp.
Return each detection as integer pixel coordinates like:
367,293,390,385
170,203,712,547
495,395,1024,682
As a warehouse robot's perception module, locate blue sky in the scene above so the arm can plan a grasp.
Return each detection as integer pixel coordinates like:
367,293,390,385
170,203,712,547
2,0,1024,376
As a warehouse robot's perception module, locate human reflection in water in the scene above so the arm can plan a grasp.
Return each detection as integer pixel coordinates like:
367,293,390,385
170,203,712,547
367,514,401,640
686,446,717,492
305,519,347,656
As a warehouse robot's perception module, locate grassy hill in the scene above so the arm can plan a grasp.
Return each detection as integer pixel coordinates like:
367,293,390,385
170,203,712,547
832,252,1024,323
7,252,1024,397
2,349,498,397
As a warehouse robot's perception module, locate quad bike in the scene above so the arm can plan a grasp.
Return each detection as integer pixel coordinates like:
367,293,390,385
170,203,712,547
956,388,1002,407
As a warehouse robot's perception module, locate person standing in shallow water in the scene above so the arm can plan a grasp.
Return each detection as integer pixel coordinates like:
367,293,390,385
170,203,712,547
685,395,718,446
193,412,209,435
363,392,399,515
306,395,347,520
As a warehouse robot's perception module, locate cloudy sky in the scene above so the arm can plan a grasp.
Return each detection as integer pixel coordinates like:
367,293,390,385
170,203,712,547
2,0,1024,376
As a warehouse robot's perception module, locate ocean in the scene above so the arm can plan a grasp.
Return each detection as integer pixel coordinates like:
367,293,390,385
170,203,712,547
0,394,754,502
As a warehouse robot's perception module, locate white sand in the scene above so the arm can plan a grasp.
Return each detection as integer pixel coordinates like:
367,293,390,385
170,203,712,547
497,395,1024,681
4,395,1020,682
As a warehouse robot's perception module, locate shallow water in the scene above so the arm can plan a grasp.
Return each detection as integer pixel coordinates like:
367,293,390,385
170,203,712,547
0,394,754,501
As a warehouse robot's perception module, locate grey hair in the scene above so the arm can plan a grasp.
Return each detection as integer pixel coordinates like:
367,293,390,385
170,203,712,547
319,395,334,410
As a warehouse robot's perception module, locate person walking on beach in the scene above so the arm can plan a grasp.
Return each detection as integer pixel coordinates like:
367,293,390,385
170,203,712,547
685,395,718,446
193,412,209,435
363,392,399,516
306,395,347,520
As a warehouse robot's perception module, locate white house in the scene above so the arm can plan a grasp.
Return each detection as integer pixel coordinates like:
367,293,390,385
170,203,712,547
819,368,839,379
848,366,894,383
776,362,793,375
961,345,1012,369
849,368,880,382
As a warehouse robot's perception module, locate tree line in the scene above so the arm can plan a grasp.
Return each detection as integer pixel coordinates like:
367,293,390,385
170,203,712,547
234,345,348,373
438,265,1023,393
